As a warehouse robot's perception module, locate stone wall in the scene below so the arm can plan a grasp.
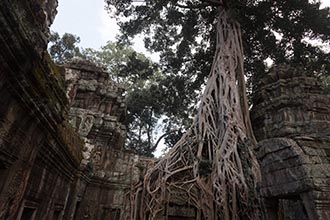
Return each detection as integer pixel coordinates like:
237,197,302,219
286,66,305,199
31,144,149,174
3,1,330,220
63,58,148,220
251,64,330,220
0,0,144,219
0,1,153,219
251,64,330,141
64,59,126,154
0,1,84,220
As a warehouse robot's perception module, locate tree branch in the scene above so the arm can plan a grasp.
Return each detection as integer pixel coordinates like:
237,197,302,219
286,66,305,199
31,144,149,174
154,129,178,150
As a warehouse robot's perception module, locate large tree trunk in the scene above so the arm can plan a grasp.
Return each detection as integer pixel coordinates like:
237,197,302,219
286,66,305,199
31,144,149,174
128,5,261,220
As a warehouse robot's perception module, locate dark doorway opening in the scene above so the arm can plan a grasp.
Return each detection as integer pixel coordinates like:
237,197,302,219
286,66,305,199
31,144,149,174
20,207,36,220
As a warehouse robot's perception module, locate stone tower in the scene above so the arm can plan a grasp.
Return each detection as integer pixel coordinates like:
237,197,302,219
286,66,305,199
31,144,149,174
251,64,330,220
63,58,148,220
64,58,126,162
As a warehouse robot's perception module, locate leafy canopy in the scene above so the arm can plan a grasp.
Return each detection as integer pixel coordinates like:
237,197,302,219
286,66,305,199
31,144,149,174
84,42,169,157
107,0,330,98
49,32,82,64
48,31,178,156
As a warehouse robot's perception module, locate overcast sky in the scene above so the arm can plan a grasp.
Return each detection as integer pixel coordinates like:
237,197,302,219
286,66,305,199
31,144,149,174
51,1,116,49
51,0,150,56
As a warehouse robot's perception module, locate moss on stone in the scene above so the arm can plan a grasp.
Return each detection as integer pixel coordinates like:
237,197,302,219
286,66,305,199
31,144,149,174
57,121,84,164
29,49,83,165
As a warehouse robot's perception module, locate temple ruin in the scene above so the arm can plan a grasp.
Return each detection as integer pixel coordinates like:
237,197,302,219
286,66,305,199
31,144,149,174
0,1,330,220
251,65,330,219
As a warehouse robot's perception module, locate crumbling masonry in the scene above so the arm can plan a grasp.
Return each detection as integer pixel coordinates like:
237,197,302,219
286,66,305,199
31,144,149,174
0,1,330,220
251,65,330,219
0,1,151,219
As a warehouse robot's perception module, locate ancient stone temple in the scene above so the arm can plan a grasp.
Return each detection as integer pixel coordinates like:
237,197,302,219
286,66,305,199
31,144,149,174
1,1,330,220
251,65,330,220
0,1,151,220
62,58,152,220
0,0,84,219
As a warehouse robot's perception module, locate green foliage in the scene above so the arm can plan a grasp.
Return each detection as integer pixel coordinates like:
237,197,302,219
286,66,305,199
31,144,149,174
84,42,166,157
107,0,330,115
84,42,158,86
236,0,330,96
83,42,134,82
49,32,82,64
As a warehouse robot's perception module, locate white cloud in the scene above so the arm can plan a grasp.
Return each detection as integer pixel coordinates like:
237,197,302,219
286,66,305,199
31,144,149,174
133,36,160,62
321,0,330,7
98,8,120,47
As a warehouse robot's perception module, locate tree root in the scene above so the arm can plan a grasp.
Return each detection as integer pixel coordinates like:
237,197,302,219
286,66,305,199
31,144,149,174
125,6,261,220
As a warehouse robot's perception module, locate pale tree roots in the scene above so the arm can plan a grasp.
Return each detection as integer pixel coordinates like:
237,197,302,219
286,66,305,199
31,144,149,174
126,6,261,220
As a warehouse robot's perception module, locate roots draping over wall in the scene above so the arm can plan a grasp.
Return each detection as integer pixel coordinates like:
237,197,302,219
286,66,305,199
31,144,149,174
127,6,261,220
